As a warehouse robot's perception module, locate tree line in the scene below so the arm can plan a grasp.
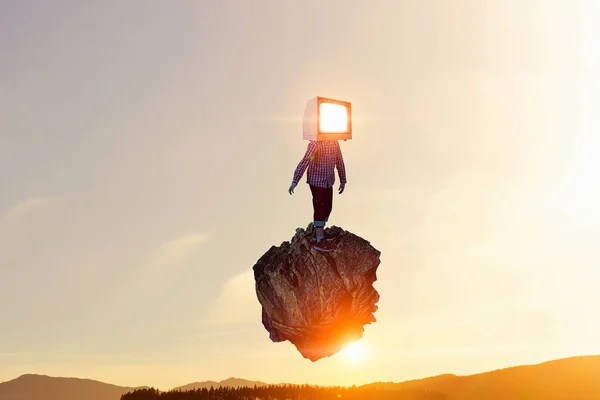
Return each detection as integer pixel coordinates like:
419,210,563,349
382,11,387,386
121,384,447,400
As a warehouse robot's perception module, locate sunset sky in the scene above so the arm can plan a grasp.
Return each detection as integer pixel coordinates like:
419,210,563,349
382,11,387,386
2,0,600,391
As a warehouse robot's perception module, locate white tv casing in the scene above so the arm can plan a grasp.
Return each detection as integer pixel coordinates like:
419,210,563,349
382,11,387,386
303,96,352,141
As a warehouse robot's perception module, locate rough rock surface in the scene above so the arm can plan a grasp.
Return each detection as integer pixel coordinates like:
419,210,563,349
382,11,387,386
253,223,380,361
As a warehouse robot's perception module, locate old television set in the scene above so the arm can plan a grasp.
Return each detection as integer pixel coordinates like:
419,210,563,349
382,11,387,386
303,96,352,141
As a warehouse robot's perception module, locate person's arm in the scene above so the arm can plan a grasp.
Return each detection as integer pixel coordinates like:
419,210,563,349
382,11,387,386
291,141,317,186
335,141,347,185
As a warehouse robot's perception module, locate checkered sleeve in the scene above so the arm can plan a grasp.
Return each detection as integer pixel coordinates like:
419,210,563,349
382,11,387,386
335,142,347,184
292,141,317,185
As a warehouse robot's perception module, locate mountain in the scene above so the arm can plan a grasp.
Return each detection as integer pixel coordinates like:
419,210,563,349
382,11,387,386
0,374,269,400
363,355,600,399
171,377,269,391
0,373,146,400
365,373,459,391
2,355,600,400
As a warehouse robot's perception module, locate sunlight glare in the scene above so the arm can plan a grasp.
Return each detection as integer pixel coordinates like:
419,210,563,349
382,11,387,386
547,94,600,227
341,341,365,363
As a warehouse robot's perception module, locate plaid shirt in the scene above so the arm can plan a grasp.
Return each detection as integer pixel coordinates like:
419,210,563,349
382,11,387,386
292,140,347,188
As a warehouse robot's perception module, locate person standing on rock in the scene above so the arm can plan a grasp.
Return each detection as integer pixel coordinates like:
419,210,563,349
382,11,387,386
288,139,346,251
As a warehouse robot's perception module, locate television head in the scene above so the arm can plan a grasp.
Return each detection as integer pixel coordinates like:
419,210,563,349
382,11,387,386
303,96,352,141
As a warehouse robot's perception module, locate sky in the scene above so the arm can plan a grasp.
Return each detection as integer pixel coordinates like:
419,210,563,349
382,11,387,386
1,0,600,391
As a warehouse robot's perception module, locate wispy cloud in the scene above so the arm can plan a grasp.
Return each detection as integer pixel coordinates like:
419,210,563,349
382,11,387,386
0,197,63,266
139,233,209,291
205,270,260,325
1,196,60,222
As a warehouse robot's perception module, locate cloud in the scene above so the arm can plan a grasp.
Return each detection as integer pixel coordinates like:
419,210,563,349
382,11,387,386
140,233,209,291
205,270,260,325
1,196,60,223
0,197,63,268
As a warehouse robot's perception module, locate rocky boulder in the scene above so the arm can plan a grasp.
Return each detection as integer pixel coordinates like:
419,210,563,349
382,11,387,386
253,223,380,361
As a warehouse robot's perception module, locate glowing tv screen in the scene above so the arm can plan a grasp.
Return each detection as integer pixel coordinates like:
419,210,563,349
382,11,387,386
303,96,352,141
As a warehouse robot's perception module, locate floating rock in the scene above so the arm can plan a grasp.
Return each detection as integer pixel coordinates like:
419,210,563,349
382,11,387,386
253,223,380,361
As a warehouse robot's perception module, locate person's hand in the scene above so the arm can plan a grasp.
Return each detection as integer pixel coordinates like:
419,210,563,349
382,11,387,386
289,183,297,195
338,183,345,194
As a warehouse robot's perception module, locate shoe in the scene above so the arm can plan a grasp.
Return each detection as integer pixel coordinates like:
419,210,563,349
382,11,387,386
319,230,338,243
323,232,337,242
311,230,330,242
311,226,335,240
313,239,334,252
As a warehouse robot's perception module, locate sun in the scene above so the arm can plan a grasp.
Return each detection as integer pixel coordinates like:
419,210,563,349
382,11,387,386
340,340,365,363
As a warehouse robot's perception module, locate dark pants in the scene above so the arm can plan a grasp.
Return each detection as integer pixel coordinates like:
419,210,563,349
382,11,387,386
310,185,333,225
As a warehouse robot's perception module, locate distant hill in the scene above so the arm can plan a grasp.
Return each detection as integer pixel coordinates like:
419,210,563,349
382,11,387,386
363,355,600,399
0,373,146,400
2,355,600,400
171,377,269,391
365,373,459,391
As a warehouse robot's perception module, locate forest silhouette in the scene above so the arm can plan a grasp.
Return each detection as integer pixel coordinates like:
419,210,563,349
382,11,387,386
121,384,446,400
